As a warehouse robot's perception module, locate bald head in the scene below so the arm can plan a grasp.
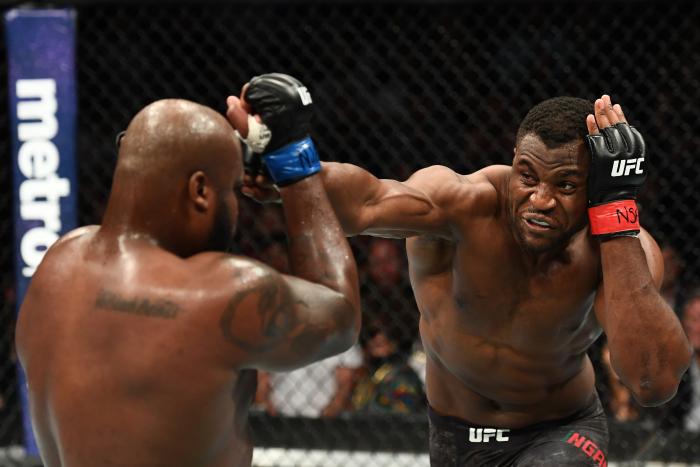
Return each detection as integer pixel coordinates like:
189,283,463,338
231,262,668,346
104,99,243,256
118,99,241,176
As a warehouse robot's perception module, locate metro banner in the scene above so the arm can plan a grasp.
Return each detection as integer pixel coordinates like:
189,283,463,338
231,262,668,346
6,8,78,456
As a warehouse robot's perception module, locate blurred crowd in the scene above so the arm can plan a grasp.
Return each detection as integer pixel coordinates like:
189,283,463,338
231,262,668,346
241,204,427,417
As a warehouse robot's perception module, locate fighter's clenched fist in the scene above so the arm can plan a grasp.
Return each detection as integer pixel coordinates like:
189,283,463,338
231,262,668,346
227,73,319,187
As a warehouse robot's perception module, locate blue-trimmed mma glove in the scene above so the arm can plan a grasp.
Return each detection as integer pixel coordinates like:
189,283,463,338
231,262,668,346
586,122,647,240
239,73,319,186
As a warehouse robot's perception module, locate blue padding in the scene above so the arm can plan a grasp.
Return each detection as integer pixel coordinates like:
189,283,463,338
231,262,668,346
264,137,321,185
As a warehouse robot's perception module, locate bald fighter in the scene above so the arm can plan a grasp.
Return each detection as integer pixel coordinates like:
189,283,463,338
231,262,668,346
16,87,360,466
231,82,691,466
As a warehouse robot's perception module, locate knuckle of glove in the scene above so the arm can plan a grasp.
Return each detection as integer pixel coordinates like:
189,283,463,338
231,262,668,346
601,126,623,154
630,126,646,158
244,73,314,153
613,123,635,156
585,134,607,157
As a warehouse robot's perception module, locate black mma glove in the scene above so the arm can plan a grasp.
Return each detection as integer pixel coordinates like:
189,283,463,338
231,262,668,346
239,73,319,186
586,122,647,239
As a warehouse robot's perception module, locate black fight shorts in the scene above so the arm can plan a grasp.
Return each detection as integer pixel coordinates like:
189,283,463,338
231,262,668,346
428,395,609,466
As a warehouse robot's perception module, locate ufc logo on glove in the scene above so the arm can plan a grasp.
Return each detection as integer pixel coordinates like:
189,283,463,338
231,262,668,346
586,122,647,239
610,158,644,177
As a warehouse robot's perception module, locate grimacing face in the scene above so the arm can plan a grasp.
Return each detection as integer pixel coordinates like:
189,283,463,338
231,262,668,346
508,134,590,254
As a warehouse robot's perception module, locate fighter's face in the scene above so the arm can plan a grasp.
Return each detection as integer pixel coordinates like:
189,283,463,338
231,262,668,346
508,134,589,254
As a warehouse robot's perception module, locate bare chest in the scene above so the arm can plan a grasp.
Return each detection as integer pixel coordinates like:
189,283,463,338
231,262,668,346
468,262,595,338
409,230,601,346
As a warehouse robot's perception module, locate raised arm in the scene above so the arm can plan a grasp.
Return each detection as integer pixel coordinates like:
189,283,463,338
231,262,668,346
236,160,466,239
221,74,360,370
218,256,359,372
228,84,483,239
320,162,463,238
588,95,691,406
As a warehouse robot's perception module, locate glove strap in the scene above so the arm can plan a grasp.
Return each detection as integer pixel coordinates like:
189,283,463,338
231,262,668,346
264,137,321,186
588,200,640,238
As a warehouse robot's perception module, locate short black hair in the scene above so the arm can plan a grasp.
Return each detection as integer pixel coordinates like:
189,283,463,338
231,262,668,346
516,97,593,149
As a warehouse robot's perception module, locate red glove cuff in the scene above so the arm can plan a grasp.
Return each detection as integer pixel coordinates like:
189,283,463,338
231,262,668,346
588,200,640,236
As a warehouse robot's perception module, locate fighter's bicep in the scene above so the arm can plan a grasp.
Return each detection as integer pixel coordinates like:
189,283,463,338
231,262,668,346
359,179,447,236
220,270,355,371
360,167,467,237
217,268,296,354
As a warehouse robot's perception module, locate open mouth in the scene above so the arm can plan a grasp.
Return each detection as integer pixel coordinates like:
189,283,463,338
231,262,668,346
524,217,555,231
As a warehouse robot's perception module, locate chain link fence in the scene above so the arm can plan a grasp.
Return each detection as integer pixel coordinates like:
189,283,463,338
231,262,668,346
1,1,700,465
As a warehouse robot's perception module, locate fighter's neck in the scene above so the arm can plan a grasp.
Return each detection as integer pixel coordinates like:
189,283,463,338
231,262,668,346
521,245,573,272
101,187,186,256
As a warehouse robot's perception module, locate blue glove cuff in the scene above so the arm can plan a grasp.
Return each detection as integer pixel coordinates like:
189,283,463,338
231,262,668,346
264,137,321,186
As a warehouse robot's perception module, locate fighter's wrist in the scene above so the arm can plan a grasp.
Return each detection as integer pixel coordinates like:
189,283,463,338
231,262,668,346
588,199,640,239
263,137,321,186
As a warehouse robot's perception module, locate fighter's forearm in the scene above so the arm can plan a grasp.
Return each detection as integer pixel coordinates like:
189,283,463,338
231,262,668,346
600,237,691,406
320,162,381,235
279,174,360,315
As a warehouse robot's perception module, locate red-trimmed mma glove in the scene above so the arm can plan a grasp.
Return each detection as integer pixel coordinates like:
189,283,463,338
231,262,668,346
586,122,647,240
239,73,319,186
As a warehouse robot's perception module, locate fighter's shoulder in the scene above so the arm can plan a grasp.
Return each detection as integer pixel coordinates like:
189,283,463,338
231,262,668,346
407,164,504,216
51,225,99,249
190,252,283,293
36,225,99,267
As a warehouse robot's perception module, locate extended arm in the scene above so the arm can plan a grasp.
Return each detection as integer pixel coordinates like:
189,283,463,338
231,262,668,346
320,162,457,238
239,161,462,238
221,74,360,371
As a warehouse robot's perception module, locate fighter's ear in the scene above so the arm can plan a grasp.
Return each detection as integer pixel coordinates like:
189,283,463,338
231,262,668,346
188,171,210,212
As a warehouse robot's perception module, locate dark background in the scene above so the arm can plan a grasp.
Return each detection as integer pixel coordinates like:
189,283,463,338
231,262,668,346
0,0,699,464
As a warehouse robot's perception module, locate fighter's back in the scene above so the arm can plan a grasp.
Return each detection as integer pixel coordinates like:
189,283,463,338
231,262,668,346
16,226,257,467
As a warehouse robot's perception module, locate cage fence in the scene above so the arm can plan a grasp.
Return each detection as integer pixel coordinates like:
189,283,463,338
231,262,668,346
1,1,699,466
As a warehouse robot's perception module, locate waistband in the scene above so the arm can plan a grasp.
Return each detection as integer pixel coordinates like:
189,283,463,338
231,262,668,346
428,393,602,435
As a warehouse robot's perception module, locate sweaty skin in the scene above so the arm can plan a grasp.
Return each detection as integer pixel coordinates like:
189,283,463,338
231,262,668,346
231,95,690,429
327,157,606,428
16,100,360,467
